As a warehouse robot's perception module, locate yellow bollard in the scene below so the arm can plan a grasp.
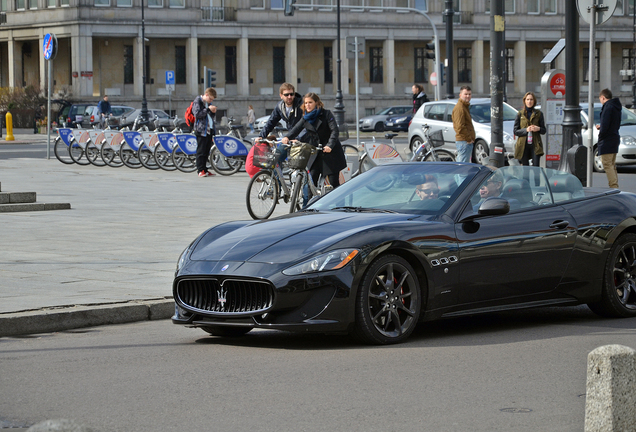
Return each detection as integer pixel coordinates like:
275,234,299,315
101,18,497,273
5,112,14,141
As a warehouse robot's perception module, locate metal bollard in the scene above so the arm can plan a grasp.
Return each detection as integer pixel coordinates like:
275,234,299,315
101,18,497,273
5,111,14,141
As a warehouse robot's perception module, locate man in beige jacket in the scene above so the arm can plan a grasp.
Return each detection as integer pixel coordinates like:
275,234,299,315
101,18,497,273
452,86,476,163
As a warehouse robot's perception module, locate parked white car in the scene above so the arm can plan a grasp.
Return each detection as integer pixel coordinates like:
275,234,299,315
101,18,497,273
407,98,517,165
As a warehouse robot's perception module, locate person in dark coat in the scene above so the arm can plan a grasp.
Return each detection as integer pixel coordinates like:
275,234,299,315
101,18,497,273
412,84,428,114
192,87,217,177
282,92,347,190
596,88,622,188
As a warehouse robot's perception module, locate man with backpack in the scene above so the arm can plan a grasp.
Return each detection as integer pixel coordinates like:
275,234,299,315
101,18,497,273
190,87,217,177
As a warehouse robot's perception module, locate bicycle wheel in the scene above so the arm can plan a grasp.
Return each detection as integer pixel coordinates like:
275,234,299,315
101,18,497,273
246,170,278,220
101,145,124,167
210,145,242,176
68,142,90,166
54,137,74,164
153,145,176,171
138,142,160,170
119,143,142,169
172,148,197,173
289,174,304,213
85,141,106,167
424,149,456,162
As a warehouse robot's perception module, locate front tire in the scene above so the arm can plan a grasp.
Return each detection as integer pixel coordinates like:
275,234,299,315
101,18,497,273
588,233,636,317
246,170,278,220
352,254,421,345
374,122,384,132
593,147,605,173
210,146,242,176
409,136,423,153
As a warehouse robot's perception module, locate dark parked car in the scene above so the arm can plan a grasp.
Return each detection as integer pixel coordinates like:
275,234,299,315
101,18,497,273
119,109,187,131
358,106,411,132
64,103,94,128
172,162,636,344
80,105,134,128
383,113,412,132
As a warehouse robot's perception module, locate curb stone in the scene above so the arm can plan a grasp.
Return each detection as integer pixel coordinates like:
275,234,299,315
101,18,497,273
0,298,174,337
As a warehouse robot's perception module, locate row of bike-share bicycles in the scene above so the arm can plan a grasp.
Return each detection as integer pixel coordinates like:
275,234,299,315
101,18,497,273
52,119,455,219
52,115,248,174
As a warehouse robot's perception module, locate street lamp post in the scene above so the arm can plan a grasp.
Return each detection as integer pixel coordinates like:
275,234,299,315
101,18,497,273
632,1,636,108
333,0,346,136
444,0,454,99
141,0,149,122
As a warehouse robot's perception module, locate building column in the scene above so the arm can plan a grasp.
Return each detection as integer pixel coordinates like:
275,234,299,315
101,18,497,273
599,40,612,91
383,37,395,95
71,32,93,97
286,33,297,92
237,36,249,96
514,40,526,95
134,30,143,97
7,31,16,88
335,38,349,95
38,30,46,92
472,39,484,94
186,35,198,95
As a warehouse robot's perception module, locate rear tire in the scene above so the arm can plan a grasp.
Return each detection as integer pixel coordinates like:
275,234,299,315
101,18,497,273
119,143,142,169
172,148,197,173
588,233,636,317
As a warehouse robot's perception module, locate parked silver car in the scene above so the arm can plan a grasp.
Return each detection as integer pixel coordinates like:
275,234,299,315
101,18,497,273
579,103,636,172
407,98,517,165
359,106,412,132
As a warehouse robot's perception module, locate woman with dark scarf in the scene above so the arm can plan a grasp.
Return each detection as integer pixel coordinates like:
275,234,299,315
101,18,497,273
282,93,347,189
513,91,546,166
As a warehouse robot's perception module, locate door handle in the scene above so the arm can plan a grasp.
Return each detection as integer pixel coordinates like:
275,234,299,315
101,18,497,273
549,220,569,229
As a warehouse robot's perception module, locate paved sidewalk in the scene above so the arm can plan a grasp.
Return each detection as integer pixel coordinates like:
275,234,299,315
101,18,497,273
0,151,291,337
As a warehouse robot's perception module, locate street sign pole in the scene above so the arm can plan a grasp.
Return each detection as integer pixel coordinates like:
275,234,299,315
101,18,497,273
43,33,57,160
166,70,175,118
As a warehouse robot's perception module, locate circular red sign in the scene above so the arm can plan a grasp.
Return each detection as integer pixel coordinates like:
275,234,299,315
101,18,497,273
550,73,566,97
430,72,437,86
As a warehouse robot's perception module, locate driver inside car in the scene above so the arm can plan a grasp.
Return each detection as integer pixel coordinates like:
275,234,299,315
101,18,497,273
416,175,440,200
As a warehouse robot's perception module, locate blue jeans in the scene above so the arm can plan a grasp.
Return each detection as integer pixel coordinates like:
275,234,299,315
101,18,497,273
456,141,473,163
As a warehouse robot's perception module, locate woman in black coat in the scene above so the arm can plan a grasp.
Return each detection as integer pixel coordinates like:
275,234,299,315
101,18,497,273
282,93,347,189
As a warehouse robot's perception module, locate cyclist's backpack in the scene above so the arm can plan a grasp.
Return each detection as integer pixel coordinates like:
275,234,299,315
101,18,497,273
185,102,195,127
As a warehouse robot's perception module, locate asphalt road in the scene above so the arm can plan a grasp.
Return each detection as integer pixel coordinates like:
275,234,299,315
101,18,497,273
2,306,636,432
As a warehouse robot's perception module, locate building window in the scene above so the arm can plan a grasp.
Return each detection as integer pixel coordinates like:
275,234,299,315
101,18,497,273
457,47,471,83
324,46,333,84
175,46,186,84
273,46,285,84
16,0,24,8
543,48,555,73
370,47,383,83
124,45,133,84
528,0,539,13
623,48,635,82
583,48,599,83
544,0,556,13
117,0,132,6
94,0,109,6
60,0,68,5
47,0,55,7
250,0,264,8
271,0,283,9
505,48,514,82
395,0,426,10
226,46,237,84
28,0,36,8
169,0,184,7
414,47,428,83
615,0,625,15
148,0,162,5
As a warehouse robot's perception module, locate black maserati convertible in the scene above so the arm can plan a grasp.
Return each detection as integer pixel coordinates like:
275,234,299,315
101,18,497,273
172,162,636,344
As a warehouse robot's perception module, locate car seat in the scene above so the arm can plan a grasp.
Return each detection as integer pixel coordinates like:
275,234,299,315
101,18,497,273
502,178,534,209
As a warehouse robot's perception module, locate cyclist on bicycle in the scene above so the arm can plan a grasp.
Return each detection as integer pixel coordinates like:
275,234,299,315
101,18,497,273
281,92,347,190
97,95,111,129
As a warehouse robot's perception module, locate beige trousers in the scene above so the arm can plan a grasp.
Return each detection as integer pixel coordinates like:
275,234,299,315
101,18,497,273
601,153,619,188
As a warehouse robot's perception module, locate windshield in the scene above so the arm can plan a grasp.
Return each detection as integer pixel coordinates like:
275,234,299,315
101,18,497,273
309,163,481,216
470,102,518,123
376,107,393,115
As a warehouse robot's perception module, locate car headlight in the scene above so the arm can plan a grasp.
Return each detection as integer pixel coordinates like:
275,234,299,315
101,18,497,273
503,131,514,143
282,249,359,276
394,116,408,123
621,135,636,146
363,119,371,125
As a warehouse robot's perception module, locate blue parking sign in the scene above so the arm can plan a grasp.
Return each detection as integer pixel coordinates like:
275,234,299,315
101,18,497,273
166,70,175,85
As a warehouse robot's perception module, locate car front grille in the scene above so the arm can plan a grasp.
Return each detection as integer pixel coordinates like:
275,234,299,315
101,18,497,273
176,278,274,314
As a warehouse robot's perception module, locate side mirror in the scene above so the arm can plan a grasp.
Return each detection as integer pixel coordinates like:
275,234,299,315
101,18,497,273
478,197,510,216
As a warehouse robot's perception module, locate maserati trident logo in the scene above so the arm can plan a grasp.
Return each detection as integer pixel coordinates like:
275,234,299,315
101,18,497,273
217,287,227,311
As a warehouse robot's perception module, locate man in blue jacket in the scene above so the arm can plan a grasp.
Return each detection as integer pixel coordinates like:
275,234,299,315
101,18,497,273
596,88,621,188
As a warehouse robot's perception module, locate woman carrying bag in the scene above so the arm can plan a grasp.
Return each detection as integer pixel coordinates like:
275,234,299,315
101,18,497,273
513,91,546,166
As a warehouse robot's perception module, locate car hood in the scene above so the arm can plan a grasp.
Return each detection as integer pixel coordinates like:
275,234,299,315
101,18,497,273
189,211,419,264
